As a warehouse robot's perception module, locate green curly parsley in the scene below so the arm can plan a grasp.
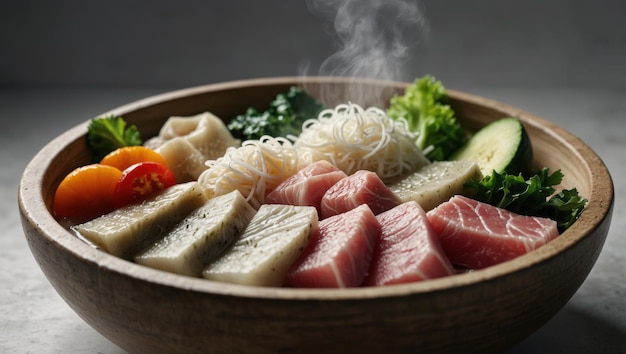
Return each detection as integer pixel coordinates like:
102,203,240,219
463,168,588,232
86,115,142,161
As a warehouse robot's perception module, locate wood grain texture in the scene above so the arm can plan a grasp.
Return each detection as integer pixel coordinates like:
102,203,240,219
18,77,614,354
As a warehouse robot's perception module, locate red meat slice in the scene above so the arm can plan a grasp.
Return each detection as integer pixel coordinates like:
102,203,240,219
320,170,399,219
426,195,559,269
286,204,381,288
363,201,455,286
265,160,347,213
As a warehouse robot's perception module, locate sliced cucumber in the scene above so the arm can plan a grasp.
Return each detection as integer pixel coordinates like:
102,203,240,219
450,117,532,177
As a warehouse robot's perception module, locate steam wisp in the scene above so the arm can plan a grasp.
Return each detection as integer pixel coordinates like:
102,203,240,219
303,0,429,107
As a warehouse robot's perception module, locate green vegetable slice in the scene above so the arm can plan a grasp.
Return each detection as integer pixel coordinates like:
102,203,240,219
450,117,532,177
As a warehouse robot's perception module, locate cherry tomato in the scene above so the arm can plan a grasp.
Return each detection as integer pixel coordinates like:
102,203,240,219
100,146,168,172
53,164,123,222
114,162,177,208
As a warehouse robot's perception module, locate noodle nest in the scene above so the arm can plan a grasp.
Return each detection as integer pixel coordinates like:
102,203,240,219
198,103,428,208
294,103,428,182
198,136,299,209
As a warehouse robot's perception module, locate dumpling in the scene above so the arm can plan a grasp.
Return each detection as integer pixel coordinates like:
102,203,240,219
144,112,241,182
152,111,240,160
154,137,208,183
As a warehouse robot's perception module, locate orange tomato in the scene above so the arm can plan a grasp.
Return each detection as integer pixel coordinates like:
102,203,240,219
100,146,168,171
53,164,123,222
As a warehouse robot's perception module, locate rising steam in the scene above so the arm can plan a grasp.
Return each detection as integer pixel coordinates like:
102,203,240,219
302,0,429,107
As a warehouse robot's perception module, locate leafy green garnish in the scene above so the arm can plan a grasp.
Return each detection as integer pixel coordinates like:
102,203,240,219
227,86,325,141
86,115,142,161
387,75,465,161
463,168,588,233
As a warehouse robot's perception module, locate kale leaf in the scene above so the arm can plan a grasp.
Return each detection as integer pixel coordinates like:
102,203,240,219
227,86,325,141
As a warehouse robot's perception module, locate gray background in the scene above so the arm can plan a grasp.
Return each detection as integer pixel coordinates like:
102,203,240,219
2,1,625,353
2,0,625,90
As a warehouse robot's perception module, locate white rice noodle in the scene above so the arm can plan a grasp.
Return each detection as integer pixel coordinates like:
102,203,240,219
198,136,299,209
294,103,429,182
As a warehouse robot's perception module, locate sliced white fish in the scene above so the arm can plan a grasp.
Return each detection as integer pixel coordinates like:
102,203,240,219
72,182,207,259
202,204,318,287
135,190,256,277
387,160,482,211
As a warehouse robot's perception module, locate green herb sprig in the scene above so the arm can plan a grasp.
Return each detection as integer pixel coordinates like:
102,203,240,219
87,115,142,161
463,168,587,232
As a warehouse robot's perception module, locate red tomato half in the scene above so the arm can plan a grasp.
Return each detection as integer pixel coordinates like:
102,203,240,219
100,146,169,172
114,162,177,208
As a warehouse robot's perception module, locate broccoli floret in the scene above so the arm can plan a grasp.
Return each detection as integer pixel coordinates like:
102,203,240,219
228,87,325,141
387,75,465,161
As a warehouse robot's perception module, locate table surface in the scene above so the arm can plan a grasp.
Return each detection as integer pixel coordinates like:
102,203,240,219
1,86,624,353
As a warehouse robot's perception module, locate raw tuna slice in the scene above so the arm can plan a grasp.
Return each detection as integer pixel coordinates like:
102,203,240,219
265,160,347,213
320,170,399,219
363,201,455,286
286,204,381,288
426,195,559,269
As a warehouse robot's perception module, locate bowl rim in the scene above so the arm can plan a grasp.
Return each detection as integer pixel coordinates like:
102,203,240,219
18,76,615,301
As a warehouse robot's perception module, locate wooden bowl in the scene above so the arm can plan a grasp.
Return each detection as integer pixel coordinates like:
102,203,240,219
18,77,614,354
